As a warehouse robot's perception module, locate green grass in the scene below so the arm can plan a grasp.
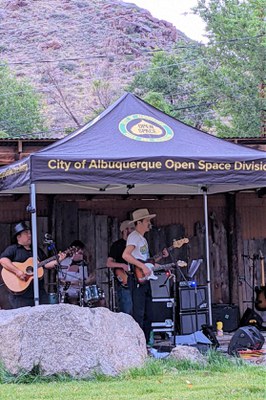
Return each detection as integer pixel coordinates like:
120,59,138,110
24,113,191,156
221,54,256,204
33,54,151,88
0,352,265,400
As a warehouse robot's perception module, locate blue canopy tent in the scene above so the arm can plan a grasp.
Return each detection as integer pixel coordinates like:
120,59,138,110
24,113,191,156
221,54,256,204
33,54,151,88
0,93,265,322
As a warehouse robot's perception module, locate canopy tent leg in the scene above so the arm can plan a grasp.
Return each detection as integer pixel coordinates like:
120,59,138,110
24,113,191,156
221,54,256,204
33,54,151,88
203,189,213,325
30,183,39,306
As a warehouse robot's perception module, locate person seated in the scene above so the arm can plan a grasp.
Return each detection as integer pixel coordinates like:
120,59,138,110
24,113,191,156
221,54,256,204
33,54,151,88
59,240,88,305
59,240,105,307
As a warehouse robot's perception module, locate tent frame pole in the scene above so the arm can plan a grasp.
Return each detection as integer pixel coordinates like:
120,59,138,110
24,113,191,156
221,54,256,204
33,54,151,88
30,183,39,306
203,189,213,325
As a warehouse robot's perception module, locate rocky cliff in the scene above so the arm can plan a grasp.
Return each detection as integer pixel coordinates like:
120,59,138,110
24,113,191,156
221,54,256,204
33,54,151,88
0,0,190,136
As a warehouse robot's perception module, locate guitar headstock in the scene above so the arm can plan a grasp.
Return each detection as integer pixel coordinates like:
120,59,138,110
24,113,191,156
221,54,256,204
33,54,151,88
63,246,79,258
172,238,189,249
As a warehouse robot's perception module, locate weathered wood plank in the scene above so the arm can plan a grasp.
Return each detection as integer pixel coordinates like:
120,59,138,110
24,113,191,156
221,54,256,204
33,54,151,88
55,202,78,250
0,224,12,254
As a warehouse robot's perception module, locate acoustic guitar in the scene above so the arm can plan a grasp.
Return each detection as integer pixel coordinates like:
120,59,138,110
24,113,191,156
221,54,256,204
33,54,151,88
114,237,189,287
255,250,266,311
1,247,76,294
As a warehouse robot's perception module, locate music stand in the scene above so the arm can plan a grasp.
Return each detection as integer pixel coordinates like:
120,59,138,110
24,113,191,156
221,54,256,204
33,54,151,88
187,259,203,280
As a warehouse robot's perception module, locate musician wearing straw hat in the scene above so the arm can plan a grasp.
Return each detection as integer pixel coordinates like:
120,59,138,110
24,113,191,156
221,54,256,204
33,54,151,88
122,209,168,344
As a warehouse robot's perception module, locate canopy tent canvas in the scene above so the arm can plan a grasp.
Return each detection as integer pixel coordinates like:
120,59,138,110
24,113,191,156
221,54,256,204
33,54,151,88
0,92,265,195
0,92,265,322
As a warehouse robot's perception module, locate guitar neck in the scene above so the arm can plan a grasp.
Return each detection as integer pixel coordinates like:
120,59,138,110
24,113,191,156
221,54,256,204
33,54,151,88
153,245,174,261
152,263,175,272
38,255,57,268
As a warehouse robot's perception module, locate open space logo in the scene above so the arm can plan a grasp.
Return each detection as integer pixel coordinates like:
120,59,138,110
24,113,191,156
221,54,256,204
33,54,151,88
119,114,174,142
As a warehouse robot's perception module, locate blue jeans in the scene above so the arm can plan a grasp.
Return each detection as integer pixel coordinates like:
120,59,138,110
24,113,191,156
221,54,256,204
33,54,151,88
117,284,133,315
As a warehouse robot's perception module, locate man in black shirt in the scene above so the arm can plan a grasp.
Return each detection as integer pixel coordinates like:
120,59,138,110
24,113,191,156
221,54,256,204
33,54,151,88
106,220,134,314
0,221,63,309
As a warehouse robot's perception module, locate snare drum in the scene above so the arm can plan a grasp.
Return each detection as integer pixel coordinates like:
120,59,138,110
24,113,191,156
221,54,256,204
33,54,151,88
84,285,105,305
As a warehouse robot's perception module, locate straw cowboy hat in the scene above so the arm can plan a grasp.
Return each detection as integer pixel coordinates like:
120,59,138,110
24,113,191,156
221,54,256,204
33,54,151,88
131,208,156,222
13,221,30,237
119,220,134,232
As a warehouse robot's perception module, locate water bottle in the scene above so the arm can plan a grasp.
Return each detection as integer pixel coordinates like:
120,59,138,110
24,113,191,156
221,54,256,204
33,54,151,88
148,330,154,346
216,321,223,336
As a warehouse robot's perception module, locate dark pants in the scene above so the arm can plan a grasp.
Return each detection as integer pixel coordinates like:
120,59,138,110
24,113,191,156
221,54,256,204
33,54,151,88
0,282,49,309
128,275,153,343
117,284,133,315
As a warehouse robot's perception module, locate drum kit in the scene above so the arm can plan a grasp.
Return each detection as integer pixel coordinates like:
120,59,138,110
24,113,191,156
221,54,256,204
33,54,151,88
52,263,105,307
58,281,105,307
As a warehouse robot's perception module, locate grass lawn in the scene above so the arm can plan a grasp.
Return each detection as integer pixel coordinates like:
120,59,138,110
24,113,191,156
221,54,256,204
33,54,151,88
0,353,265,400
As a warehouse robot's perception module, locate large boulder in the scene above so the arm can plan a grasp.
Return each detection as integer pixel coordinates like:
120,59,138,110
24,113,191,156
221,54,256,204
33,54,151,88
0,304,147,377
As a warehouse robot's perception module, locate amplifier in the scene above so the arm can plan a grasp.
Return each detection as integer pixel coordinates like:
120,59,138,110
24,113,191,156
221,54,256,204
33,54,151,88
178,311,209,335
150,273,171,298
178,286,208,312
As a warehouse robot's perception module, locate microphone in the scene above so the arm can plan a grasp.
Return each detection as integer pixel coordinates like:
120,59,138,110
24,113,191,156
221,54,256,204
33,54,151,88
44,233,54,244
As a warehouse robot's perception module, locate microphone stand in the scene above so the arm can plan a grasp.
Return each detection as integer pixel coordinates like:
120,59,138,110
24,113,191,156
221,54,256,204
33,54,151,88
241,254,259,313
168,270,177,347
45,239,61,302
168,248,188,347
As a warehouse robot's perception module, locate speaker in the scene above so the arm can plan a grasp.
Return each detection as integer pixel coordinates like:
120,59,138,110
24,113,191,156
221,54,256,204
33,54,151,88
178,311,209,335
228,326,265,355
239,308,263,330
178,286,208,311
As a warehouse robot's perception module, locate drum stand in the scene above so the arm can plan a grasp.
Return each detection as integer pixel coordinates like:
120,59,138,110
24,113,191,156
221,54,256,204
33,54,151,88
79,260,87,307
108,268,118,312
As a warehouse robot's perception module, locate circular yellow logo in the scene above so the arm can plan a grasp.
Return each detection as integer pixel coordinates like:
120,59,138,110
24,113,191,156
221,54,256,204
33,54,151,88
119,114,174,142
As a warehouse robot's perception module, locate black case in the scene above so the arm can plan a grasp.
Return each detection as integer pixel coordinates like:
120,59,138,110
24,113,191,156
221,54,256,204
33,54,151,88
151,298,174,332
212,304,240,332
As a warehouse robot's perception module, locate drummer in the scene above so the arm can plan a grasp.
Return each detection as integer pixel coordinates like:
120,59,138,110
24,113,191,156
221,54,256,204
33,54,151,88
59,240,94,305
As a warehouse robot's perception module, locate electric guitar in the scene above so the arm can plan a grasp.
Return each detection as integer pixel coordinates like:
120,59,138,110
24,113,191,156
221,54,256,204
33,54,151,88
135,259,187,284
1,247,76,294
255,250,266,311
114,237,189,286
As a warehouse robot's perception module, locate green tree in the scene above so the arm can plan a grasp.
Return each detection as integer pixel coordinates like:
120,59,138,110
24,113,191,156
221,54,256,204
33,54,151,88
194,0,265,137
129,45,215,130
0,64,45,137
129,0,265,137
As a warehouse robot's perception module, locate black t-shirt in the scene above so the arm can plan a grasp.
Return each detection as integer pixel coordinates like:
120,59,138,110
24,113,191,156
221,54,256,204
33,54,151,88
0,244,47,263
109,238,126,264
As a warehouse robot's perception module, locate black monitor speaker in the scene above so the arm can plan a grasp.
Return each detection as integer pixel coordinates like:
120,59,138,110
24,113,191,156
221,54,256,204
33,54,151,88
228,326,265,355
